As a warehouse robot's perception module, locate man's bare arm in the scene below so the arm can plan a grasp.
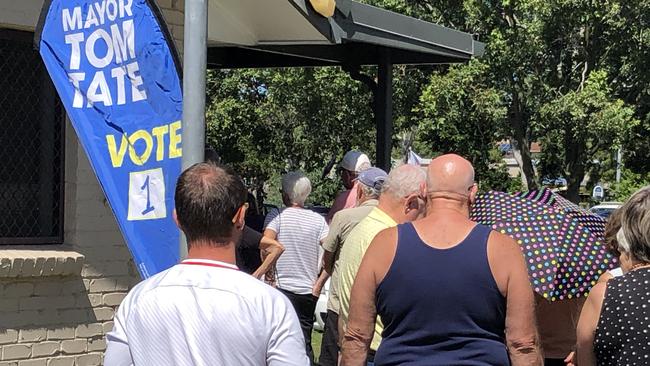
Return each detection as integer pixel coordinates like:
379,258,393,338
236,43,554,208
252,236,284,279
322,248,336,275
339,250,377,366
340,229,396,366
489,232,542,366
312,249,335,297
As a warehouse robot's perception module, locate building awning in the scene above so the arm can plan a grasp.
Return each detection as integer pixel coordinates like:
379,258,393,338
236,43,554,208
206,0,484,68
203,0,484,170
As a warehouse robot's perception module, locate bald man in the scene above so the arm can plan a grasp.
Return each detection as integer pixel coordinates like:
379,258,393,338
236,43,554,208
341,154,542,366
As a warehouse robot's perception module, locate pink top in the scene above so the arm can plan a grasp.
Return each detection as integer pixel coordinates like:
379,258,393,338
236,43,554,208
326,182,359,223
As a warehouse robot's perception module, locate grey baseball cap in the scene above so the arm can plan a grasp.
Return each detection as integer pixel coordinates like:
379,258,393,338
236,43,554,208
356,167,388,190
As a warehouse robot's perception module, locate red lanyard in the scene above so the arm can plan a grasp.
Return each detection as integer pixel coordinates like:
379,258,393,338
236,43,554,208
180,260,239,271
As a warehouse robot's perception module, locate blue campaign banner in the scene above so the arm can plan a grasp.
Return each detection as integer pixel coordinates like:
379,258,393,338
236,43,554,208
35,0,183,278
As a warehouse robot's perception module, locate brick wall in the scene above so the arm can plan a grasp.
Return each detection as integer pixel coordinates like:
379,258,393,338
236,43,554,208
0,120,139,366
158,0,185,54
0,2,184,365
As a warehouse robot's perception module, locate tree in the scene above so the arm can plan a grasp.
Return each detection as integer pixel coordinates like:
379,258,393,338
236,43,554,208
414,60,520,191
205,67,377,205
610,169,650,201
538,71,638,202
409,0,645,201
204,0,649,206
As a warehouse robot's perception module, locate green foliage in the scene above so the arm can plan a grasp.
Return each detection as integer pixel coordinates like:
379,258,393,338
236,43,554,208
205,68,376,205
610,170,650,202
205,0,650,206
414,60,520,189
538,71,638,183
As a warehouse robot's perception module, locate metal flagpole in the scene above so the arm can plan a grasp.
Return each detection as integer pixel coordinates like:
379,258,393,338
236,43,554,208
180,0,208,259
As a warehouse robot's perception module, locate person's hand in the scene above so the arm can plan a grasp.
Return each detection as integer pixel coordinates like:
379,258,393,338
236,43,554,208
564,351,575,366
312,282,324,297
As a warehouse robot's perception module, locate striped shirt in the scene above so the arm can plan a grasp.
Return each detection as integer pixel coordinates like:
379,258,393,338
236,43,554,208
265,207,329,295
105,259,309,366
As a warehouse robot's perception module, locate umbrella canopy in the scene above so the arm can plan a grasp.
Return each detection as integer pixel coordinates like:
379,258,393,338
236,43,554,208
471,191,617,301
516,187,607,238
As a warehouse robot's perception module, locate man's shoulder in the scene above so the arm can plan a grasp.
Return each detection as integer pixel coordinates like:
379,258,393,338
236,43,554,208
338,215,380,259
138,265,286,302
117,265,178,311
334,204,375,221
345,214,376,241
354,208,391,234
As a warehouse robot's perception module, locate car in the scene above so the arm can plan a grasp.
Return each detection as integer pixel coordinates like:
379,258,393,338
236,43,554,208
590,202,623,219
313,278,331,332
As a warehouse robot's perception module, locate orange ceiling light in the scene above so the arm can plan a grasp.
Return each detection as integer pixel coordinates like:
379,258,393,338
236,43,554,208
309,0,336,17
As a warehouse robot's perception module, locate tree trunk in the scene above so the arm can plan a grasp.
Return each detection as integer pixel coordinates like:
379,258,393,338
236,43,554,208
508,90,538,191
565,164,585,204
564,133,585,203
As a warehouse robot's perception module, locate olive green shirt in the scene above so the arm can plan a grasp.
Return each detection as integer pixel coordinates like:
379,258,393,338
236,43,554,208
322,199,378,313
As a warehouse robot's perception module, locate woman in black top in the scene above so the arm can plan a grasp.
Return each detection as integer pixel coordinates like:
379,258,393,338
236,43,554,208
576,186,650,365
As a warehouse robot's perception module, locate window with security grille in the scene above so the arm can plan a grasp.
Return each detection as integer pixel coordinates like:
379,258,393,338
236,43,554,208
0,29,65,244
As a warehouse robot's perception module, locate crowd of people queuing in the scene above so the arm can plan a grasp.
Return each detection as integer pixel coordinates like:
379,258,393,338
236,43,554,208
104,150,650,366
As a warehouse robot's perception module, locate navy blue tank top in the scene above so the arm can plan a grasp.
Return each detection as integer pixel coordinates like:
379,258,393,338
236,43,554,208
374,223,509,366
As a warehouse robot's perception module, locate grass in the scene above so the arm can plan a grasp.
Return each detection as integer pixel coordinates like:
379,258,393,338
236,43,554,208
312,329,323,363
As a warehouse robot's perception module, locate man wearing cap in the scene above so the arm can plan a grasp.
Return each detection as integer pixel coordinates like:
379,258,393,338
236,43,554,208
315,167,387,366
337,164,428,364
326,151,371,223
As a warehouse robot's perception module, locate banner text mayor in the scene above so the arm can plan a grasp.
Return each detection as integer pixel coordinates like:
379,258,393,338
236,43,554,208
62,0,146,108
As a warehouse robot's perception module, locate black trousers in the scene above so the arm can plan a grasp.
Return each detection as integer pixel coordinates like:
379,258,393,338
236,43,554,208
319,310,340,366
279,289,318,365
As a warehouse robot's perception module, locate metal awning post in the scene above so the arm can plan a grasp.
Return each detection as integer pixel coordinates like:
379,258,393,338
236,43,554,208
376,50,393,171
180,0,208,259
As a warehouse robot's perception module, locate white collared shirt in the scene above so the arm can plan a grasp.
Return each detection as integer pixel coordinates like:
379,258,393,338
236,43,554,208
105,259,309,366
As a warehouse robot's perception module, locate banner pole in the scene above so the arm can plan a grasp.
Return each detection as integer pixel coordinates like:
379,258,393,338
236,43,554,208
180,0,208,259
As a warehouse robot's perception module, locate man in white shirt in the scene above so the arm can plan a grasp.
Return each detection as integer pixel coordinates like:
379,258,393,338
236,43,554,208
105,162,308,366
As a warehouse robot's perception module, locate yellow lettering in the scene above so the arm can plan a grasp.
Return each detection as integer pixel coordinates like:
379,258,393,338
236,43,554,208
106,133,128,167
169,120,182,158
128,129,153,166
106,121,181,168
151,125,169,161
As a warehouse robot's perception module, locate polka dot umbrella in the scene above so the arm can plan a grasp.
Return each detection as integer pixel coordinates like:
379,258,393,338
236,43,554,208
515,187,607,238
471,191,617,301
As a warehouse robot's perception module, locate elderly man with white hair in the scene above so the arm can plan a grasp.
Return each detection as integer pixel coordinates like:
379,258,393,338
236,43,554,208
316,167,388,366
264,171,329,365
336,164,428,363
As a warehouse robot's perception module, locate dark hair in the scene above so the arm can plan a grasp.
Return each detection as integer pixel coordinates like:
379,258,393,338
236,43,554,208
174,162,246,244
204,147,221,164
604,209,623,257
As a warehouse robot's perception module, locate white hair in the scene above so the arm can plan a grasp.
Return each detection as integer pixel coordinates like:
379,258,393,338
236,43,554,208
360,183,381,199
382,164,426,198
357,161,371,172
282,171,312,206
